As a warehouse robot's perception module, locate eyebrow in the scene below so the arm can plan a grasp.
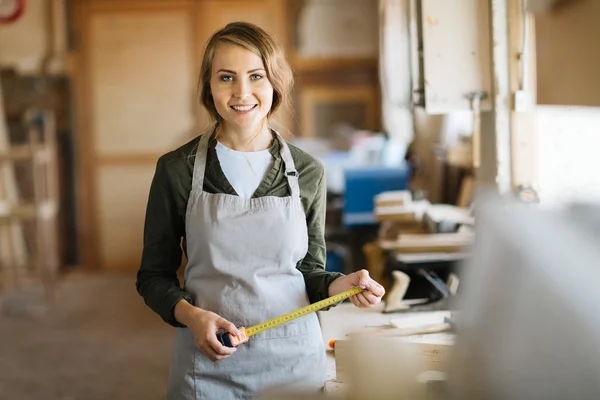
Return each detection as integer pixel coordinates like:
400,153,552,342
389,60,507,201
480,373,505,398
216,68,265,74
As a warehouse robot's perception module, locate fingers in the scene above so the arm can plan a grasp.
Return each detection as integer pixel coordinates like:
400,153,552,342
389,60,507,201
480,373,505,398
352,292,380,308
207,335,237,357
198,334,237,362
367,281,385,297
360,291,381,306
353,270,386,297
353,269,370,287
216,318,241,337
200,345,232,362
353,293,371,308
348,270,386,308
350,294,361,308
196,316,239,362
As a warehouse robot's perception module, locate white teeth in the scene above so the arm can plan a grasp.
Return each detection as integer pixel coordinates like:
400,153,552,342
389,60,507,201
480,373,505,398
231,105,255,111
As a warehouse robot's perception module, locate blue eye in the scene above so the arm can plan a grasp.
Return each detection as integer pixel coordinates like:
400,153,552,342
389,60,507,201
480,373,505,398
220,75,233,82
250,74,263,81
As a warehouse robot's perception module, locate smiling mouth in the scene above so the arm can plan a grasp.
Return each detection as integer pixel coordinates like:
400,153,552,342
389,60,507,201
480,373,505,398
230,105,257,112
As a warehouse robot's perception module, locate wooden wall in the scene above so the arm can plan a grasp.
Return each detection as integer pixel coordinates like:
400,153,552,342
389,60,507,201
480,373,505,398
535,0,600,107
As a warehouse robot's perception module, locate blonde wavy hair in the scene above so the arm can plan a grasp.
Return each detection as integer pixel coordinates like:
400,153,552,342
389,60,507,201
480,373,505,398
198,21,294,129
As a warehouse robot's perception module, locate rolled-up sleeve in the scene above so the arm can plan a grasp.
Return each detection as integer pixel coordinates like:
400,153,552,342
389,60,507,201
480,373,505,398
136,157,193,327
297,168,344,307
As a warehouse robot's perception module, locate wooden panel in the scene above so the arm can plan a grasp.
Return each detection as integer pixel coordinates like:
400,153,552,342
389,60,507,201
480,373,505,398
195,0,285,44
300,86,378,137
89,10,195,155
535,0,600,107
294,0,378,59
96,165,156,270
421,0,492,113
87,7,195,269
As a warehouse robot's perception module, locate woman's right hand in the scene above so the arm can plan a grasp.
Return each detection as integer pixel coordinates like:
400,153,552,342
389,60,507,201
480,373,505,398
175,300,240,362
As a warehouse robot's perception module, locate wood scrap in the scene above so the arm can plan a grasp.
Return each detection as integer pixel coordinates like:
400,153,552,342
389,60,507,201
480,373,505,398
346,322,452,338
422,204,474,233
378,220,425,241
457,175,474,207
334,338,426,399
374,200,430,223
390,311,453,328
374,190,412,208
383,270,411,312
395,231,473,254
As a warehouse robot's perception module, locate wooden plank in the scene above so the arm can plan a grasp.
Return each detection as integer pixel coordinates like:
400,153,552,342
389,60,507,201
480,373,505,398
88,8,195,269
421,0,492,113
319,302,455,396
489,0,513,194
96,165,155,269
0,201,59,222
374,190,412,208
71,0,100,270
90,10,196,155
334,337,453,383
0,145,52,163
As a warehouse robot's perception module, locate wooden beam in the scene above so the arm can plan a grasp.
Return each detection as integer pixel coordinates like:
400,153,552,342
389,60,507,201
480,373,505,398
489,0,513,194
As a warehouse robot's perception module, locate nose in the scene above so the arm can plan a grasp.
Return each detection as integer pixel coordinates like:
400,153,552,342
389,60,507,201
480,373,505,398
233,79,251,99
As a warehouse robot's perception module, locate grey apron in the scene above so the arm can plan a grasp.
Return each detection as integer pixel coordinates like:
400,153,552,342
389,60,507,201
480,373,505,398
167,132,327,400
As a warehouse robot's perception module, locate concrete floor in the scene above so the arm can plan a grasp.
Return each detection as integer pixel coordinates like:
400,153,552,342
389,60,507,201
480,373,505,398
0,272,174,400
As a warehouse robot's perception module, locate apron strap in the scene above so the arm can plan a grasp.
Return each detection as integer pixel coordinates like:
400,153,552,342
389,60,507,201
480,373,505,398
275,132,300,199
193,130,300,198
192,132,211,191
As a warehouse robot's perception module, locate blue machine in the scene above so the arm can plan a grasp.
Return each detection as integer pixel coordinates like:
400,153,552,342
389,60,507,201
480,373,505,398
342,163,411,226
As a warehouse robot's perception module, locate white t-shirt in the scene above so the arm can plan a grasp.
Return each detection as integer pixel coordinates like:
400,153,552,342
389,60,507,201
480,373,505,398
215,141,274,198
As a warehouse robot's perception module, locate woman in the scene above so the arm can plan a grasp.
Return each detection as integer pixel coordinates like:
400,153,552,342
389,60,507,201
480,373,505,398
136,21,385,399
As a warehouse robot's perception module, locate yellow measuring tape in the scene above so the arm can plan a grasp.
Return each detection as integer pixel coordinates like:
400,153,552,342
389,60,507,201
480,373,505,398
217,287,363,347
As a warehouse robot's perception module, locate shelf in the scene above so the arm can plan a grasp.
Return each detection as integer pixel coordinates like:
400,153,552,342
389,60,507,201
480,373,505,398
0,201,58,223
0,144,53,163
289,55,378,72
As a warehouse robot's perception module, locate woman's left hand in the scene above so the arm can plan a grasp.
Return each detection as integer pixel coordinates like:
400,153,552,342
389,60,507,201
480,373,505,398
329,270,385,308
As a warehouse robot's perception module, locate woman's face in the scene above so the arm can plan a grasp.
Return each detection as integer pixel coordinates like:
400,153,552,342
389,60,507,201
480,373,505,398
210,43,274,132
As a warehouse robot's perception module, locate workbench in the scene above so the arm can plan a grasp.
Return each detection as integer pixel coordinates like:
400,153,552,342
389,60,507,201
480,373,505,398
318,302,455,396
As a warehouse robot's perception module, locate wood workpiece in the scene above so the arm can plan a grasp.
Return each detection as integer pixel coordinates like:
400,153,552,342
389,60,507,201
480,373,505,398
318,302,455,397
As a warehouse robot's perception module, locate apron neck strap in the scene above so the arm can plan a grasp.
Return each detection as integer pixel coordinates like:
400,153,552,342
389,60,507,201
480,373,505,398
192,132,211,191
192,130,300,199
275,132,300,199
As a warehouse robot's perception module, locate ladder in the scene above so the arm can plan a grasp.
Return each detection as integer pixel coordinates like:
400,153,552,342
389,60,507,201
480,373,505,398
0,82,60,315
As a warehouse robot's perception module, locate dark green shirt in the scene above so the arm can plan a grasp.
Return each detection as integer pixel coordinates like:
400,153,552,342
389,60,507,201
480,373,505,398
136,132,344,327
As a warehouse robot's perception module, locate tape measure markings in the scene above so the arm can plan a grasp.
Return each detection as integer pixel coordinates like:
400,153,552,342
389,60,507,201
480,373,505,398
246,286,363,336
217,287,363,347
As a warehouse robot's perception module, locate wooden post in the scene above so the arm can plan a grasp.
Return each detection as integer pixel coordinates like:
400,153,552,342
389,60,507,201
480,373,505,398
489,0,513,194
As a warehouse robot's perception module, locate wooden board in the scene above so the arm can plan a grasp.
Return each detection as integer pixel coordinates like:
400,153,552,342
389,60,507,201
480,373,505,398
334,338,453,383
421,0,492,113
318,302,454,392
96,165,155,269
90,11,196,155
87,6,196,269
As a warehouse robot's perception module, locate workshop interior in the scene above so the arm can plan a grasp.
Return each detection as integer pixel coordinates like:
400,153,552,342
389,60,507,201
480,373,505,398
1,0,600,399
